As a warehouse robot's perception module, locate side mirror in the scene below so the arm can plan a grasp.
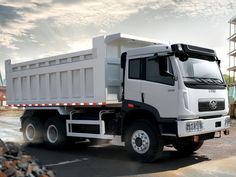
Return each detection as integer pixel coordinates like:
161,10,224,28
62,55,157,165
121,52,127,69
217,59,221,67
159,57,177,81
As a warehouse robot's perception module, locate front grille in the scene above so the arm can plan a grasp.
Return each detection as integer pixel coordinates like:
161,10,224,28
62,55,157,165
199,115,222,119
198,100,225,112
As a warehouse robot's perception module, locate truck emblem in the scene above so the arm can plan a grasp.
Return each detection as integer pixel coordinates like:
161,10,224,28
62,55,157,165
209,100,217,110
209,90,216,93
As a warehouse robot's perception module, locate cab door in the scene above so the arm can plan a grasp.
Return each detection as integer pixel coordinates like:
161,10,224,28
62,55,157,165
124,58,142,102
140,55,178,118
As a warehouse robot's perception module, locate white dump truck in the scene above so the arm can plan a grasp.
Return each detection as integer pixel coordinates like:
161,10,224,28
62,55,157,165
5,33,230,162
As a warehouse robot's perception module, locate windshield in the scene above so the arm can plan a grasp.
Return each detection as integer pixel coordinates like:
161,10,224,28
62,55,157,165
178,58,225,86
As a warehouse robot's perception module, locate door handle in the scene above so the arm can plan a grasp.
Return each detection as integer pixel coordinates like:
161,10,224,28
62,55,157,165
141,92,144,103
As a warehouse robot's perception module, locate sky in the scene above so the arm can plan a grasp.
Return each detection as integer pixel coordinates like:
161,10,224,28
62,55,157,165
0,0,236,78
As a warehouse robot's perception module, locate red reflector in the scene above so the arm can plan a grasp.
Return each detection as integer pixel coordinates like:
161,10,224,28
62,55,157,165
194,135,199,143
93,102,97,106
128,104,135,108
84,102,88,106
102,102,106,106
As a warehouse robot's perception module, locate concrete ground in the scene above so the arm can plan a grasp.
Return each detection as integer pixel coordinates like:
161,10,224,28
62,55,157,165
0,116,235,177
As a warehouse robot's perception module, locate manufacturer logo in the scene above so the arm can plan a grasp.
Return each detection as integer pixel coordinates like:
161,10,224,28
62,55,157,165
209,90,216,93
209,100,217,110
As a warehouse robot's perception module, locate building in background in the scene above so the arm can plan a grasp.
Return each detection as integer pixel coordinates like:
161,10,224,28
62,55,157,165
0,86,6,107
228,15,236,83
0,71,6,107
228,15,236,117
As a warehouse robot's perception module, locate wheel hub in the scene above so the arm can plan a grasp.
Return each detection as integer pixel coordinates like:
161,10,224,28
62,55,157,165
135,138,142,147
131,130,150,154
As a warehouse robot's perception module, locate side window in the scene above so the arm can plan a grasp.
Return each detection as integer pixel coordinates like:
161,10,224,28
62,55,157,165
129,59,141,79
146,56,174,86
146,56,159,82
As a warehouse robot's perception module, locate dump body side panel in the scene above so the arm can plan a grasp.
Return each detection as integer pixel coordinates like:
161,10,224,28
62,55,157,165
5,47,108,105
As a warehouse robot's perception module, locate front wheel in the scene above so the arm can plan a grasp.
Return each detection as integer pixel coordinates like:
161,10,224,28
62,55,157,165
124,120,163,163
173,140,204,155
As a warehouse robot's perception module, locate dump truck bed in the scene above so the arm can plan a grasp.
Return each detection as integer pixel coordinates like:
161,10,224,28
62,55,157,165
5,33,159,107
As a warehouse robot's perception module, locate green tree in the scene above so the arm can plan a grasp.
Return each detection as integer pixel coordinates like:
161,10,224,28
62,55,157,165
223,74,236,85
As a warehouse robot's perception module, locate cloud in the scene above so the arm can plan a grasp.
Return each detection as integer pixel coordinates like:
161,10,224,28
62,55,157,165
0,5,20,25
0,0,236,49
99,29,107,34
171,0,236,17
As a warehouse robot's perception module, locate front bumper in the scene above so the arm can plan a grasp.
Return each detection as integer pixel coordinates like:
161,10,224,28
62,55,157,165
177,115,230,137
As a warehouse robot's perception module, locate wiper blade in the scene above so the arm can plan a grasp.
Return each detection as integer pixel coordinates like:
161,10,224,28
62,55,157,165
184,77,204,83
204,78,224,85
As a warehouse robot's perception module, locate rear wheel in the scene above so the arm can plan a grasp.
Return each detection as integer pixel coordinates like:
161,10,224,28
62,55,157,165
43,117,67,149
173,140,204,154
22,117,43,144
124,120,163,163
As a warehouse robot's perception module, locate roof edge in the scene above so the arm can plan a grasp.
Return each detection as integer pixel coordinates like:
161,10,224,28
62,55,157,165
104,33,163,44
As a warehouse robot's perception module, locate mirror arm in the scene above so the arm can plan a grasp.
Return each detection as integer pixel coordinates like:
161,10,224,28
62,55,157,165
173,75,178,81
163,71,177,81
175,52,189,61
215,57,221,67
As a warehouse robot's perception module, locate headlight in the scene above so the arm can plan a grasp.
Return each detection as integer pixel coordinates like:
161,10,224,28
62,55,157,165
225,117,231,127
186,121,203,132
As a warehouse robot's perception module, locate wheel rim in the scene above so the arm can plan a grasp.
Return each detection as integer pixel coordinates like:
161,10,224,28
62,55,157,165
131,130,150,154
47,125,58,143
25,124,35,141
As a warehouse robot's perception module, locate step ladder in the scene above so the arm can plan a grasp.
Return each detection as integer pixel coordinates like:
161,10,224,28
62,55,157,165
66,110,114,139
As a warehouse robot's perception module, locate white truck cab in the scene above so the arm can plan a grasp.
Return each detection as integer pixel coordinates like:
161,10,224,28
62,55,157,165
5,33,230,162
122,43,230,138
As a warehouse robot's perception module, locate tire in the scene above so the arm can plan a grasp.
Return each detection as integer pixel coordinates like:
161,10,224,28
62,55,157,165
124,120,164,163
43,117,67,149
173,140,204,155
22,117,43,144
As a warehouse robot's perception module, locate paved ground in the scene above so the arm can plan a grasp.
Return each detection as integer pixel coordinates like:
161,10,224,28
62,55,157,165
0,116,236,177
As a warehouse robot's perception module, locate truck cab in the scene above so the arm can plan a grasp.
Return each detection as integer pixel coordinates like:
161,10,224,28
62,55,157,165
121,43,230,161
